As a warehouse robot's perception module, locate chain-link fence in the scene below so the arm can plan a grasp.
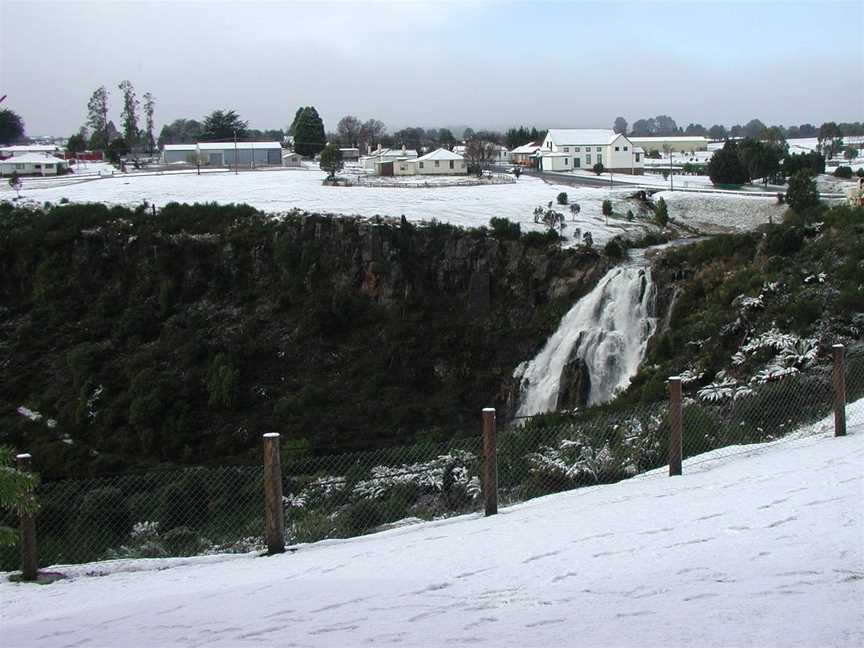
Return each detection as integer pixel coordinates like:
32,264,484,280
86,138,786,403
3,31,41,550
5,347,861,575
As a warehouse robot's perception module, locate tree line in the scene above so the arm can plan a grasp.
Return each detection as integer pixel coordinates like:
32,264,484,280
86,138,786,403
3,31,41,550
612,114,863,146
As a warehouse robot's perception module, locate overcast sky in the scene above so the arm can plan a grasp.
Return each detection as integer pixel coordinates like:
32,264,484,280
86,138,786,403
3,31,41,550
2,0,862,137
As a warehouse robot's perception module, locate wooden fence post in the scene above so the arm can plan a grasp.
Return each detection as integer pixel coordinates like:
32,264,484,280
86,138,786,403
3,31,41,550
482,408,498,516
833,344,846,437
262,433,285,554
16,453,38,581
668,377,683,476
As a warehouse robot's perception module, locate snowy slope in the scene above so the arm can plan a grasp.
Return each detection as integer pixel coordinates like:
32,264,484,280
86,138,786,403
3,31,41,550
2,412,862,647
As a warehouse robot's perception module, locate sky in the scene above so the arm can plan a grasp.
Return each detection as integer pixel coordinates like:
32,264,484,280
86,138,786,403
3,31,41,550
1,0,862,138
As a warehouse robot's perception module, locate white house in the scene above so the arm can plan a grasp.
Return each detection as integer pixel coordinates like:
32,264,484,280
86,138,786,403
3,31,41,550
537,129,643,174
362,145,418,171
0,144,63,158
387,148,467,176
0,152,69,176
511,142,541,166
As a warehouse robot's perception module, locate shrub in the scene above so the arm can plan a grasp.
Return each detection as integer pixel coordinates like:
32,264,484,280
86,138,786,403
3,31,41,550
522,229,560,247
655,197,669,226
786,171,820,212
764,225,803,256
337,499,387,536
603,238,624,258
556,192,568,205
76,487,131,553
833,166,853,179
488,217,521,241
592,162,605,175
857,168,864,178
162,526,204,556
602,200,613,217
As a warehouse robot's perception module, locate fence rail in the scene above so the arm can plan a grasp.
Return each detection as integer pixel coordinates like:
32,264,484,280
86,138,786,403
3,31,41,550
5,345,861,579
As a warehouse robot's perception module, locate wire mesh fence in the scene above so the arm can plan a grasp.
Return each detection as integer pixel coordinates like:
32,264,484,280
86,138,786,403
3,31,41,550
4,346,861,574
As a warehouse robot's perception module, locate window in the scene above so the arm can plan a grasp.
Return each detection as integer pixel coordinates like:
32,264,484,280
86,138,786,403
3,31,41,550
615,146,620,151
564,147,569,152
596,146,602,152
564,158,569,166
449,160,454,169
575,147,581,152
623,146,629,151
435,160,440,167
15,163,24,169
635,153,641,162
586,154,591,164
35,164,42,169
548,141,552,150
419,162,424,169
399,164,405,171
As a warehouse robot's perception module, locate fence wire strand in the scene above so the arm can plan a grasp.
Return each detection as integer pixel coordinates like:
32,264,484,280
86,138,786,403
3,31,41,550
4,352,859,572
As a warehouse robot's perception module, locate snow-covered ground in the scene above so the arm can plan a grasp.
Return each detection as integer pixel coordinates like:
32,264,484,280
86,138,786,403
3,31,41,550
0,168,655,245
657,190,786,233
2,404,862,647
1,162,843,246
567,168,717,190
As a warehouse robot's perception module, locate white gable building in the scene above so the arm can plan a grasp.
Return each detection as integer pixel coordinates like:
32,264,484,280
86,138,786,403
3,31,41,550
362,145,419,171
538,129,643,174
391,148,467,176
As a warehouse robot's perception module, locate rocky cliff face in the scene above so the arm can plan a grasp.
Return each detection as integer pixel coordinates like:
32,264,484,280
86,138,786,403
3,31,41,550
0,203,611,475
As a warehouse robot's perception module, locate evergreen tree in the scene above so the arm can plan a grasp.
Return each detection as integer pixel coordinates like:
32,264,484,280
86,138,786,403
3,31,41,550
319,143,344,179
157,119,203,147
655,197,669,226
118,80,140,149
293,107,326,157
707,140,748,185
708,124,727,140
67,132,87,156
201,110,248,141
613,117,628,135
0,109,25,145
289,107,304,136
785,171,819,212
0,447,38,547
437,128,456,149
86,86,110,150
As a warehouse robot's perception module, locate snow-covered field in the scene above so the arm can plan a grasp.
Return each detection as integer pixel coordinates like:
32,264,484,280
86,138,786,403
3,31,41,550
656,191,786,233
1,163,839,245
2,405,862,647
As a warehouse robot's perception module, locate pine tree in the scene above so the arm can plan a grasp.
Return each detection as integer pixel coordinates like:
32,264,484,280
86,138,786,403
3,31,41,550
655,197,669,226
0,447,38,547
293,107,326,157
707,140,748,185
0,109,25,145
786,171,820,212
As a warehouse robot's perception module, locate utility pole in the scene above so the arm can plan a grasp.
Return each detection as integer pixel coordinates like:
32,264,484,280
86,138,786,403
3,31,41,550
669,151,674,191
234,130,238,175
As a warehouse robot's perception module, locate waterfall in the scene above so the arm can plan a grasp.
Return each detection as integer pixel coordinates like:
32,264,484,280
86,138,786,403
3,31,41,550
515,252,657,416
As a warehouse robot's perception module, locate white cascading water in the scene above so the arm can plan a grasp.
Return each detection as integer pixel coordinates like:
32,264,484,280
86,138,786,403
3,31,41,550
515,251,657,416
